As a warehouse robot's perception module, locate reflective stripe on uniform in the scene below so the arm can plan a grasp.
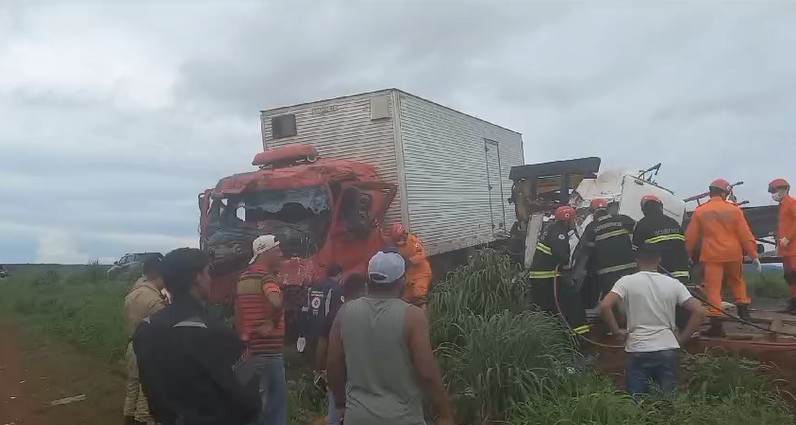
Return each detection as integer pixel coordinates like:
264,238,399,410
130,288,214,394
671,271,690,278
645,234,685,244
572,324,592,335
528,270,559,279
536,243,553,255
594,229,629,241
597,262,637,275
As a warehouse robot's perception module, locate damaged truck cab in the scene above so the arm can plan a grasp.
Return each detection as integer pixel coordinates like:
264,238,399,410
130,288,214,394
198,144,396,316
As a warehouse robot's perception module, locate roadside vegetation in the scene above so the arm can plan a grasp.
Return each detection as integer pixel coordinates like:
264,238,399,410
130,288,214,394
1,256,793,424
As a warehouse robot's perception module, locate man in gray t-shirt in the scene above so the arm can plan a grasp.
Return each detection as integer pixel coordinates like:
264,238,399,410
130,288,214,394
600,245,705,395
327,251,454,425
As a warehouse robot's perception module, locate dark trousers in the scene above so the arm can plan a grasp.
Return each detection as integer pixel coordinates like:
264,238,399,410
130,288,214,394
626,349,678,395
529,277,587,329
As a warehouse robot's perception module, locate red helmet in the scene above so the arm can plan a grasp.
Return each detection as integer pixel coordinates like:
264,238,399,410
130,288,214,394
589,198,608,211
554,206,577,222
709,178,731,193
389,223,406,241
640,194,662,209
768,178,790,193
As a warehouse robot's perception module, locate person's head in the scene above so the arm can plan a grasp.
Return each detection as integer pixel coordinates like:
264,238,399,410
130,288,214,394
640,194,664,217
709,178,731,200
554,205,577,228
342,272,367,301
160,248,211,302
142,254,164,289
390,223,408,246
768,178,790,203
366,251,406,297
327,263,343,280
250,234,283,269
636,245,662,272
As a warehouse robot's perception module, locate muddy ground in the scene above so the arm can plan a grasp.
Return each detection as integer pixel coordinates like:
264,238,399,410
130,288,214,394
0,320,125,425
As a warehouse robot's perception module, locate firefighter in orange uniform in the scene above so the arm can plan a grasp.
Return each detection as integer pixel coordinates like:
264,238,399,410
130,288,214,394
768,178,796,314
685,179,761,336
389,223,433,309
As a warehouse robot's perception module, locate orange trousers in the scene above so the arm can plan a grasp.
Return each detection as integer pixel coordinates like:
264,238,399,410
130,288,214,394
703,261,751,317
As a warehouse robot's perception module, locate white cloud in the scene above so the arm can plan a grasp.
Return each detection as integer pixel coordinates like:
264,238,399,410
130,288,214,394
35,230,89,264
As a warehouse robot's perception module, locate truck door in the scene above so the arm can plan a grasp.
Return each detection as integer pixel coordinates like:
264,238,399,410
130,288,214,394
329,182,397,273
485,140,507,235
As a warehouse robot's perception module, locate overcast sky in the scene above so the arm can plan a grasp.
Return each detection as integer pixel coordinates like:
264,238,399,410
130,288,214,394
1,1,794,263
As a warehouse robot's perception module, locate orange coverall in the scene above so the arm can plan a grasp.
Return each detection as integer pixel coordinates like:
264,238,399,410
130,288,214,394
778,194,796,297
685,196,758,316
398,233,433,306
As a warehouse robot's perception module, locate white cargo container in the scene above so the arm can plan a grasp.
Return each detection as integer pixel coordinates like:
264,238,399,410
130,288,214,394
260,89,524,256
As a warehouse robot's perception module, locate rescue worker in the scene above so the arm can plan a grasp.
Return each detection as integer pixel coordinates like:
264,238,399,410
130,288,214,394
528,206,589,336
123,256,167,425
389,223,433,309
633,194,690,283
768,178,796,313
581,198,637,299
685,178,761,336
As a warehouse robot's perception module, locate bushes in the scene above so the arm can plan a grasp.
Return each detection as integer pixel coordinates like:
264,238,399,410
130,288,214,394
428,251,795,425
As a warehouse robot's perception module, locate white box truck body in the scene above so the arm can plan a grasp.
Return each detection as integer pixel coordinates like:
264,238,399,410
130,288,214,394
260,89,524,256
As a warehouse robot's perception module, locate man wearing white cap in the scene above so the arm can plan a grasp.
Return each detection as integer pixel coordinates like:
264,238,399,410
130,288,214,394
234,235,287,425
326,251,453,425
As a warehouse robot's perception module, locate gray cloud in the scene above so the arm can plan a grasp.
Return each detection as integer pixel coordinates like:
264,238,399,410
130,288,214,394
1,1,794,262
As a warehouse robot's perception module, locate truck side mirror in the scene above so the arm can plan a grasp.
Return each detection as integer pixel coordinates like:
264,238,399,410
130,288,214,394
757,243,765,254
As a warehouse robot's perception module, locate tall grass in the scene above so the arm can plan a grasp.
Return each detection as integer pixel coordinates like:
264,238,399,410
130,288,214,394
429,251,795,425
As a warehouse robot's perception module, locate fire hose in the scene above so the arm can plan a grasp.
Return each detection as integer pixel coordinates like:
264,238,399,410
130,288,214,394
551,267,796,349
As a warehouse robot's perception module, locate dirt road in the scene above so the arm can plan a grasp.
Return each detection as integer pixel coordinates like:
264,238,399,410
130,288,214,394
0,320,125,425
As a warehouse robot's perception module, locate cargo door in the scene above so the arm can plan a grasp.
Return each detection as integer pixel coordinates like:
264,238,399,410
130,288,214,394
484,140,507,234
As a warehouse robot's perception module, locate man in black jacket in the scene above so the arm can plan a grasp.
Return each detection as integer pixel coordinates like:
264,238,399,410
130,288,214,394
581,198,637,300
633,194,690,283
528,206,589,336
133,248,260,425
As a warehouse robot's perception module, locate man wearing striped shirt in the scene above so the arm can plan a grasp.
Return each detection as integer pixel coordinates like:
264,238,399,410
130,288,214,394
235,235,286,425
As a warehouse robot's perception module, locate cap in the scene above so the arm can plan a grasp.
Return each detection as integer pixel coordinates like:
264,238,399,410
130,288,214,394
249,234,280,264
367,251,406,284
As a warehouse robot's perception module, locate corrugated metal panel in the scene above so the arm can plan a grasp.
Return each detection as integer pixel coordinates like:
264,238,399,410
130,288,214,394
260,91,403,225
398,92,524,255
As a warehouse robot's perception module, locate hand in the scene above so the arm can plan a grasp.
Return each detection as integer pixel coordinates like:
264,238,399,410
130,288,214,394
781,237,790,248
612,329,628,341
752,258,762,273
677,331,694,345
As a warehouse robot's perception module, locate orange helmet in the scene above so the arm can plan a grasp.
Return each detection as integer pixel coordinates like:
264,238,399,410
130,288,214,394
640,194,662,209
389,223,406,241
589,198,608,211
709,178,731,193
768,178,790,193
554,206,577,222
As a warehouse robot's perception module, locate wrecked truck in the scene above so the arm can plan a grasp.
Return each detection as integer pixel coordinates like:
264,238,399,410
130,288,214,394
200,89,524,325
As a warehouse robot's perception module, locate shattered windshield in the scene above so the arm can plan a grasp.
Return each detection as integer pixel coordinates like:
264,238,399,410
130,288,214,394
208,185,332,257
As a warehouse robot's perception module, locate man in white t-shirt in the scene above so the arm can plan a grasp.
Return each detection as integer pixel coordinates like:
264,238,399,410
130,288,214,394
599,244,705,395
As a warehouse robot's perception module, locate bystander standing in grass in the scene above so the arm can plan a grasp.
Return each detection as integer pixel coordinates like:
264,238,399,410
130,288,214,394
123,255,166,425
599,245,706,396
327,251,454,425
133,248,260,425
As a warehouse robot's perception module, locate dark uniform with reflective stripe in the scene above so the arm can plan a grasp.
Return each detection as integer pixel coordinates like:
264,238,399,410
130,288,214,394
528,221,589,335
582,212,637,296
633,212,690,283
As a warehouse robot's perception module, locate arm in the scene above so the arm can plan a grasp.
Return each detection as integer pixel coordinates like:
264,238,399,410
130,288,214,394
734,209,758,259
404,306,454,423
327,315,347,411
632,220,646,249
550,231,571,267
684,213,701,259
598,291,625,336
678,297,706,344
253,282,283,336
621,215,636,233
408,236,428,265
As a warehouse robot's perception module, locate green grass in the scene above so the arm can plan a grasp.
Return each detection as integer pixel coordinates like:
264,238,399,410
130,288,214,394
745,268,790,299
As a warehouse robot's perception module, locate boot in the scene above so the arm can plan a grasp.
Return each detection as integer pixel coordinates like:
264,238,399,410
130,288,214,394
703,317,726,337
737,304,752,322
